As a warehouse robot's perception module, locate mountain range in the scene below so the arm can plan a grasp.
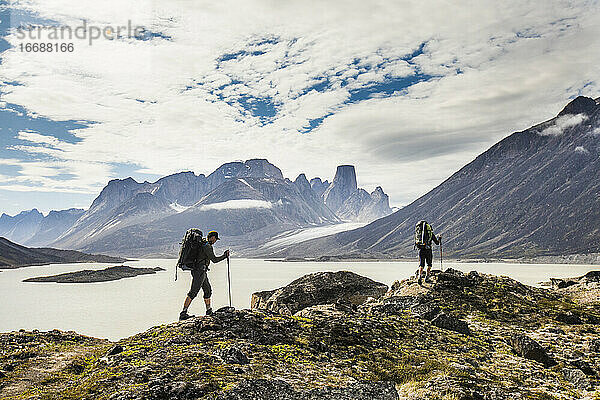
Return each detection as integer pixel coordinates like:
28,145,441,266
0,208,84,247
0,161,392,257
277,96,600,260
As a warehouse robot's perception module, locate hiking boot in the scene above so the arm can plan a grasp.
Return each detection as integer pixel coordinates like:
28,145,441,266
179,311,194,321
206,308,213,316
425,275,432,283
417,276,423,285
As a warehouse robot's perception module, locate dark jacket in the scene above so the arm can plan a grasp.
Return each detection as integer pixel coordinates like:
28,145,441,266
199,242,227,269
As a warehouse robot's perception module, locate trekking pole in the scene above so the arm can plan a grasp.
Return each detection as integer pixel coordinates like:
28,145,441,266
226,253,232,308
440,236,443,271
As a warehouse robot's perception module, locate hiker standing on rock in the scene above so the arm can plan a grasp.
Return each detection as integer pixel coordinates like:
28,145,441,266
414,220,441,285
179,230,229,320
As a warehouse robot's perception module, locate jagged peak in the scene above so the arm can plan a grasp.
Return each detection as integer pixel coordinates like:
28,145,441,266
0,209,43,219
557,96,597,117
245,158,271,165
332,165,357,189
294,173,309,183
20,208,42,216
371,186,386,196
107,177,139,186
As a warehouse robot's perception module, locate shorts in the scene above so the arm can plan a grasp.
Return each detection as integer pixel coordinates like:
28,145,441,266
188,267,212,299
418,247,433,268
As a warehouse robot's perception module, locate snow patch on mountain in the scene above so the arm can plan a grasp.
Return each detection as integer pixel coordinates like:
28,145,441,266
261,222,368,250
89,220,121,238
238,179,254,189
169,203,190,213
200,199,273,210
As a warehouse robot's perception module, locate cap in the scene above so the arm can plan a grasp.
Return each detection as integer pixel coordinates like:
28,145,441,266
207,231,220,240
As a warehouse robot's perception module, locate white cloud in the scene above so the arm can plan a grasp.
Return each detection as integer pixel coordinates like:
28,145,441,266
0,0,599,209
199,199,273,210
17,131,61,146
539,113,589,136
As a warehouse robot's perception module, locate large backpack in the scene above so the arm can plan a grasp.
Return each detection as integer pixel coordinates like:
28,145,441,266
414,220,433,249
175,229,205,280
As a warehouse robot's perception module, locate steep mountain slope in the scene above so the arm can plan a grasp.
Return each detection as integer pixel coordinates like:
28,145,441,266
280,96,600,259
23,208,85,247
0,237,124,268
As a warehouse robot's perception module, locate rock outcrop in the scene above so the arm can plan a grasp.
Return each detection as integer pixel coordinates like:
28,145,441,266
509,334,556,367
550,271,600,305
251,271,388,315
2,269,600,399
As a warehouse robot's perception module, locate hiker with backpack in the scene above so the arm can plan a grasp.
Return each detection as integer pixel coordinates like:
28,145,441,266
177,230,229,320
414,220,442,285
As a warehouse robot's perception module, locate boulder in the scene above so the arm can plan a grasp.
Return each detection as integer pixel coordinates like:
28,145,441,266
570,359,596,376
412,303,442,321
431,313,471,335
219,346,249,365
509,334,556,367
588,338,600,353
251,271,388,315
105,345,123,357
562,368,591,390
555,312,582,325
372,294,441,320
435,268,473,289
295,303,352,319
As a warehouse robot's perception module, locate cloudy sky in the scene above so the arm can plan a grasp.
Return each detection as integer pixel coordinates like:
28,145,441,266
0,0,599,215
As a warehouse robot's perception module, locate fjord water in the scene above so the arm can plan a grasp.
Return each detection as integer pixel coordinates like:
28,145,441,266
0,258,596,341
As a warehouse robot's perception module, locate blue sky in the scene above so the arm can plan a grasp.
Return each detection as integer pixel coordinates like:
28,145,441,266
0,0,599,215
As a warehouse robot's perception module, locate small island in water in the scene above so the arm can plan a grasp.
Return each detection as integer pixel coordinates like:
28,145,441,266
23,265,165,283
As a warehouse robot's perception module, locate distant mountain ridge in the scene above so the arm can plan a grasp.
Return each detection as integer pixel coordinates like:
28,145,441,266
0,237,124,269
1,159,392,257
277,96,600,260
0,208,84,247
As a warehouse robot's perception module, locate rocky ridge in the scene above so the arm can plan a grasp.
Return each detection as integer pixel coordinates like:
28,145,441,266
1,269,599,399
0,237,125,269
